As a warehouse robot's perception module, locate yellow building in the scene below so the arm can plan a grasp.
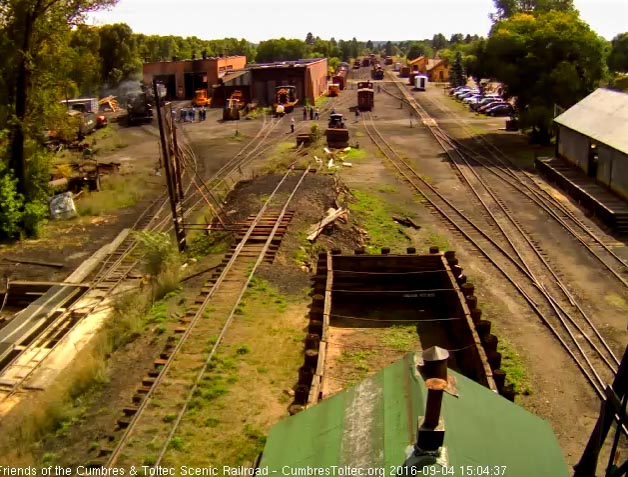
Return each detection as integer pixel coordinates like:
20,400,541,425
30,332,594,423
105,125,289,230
406,56,450,83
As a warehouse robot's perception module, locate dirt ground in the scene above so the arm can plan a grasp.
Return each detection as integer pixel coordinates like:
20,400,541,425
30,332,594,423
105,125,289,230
342,74,627,467
2,69,626,471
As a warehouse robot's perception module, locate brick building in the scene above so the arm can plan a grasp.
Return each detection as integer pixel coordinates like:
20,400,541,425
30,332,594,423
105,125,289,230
214,58,328,108
142,55,246,100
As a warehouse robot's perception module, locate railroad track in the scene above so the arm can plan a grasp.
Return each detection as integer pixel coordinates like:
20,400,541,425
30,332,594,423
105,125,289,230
361,103,618,400
97,166,310,468
381,81,628,290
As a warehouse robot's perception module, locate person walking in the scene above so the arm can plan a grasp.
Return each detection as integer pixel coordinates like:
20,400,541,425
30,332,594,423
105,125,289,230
191,106,196,122
180,107,187,122
303,107,307,120
309,107,314,120
314,108,319,120
290,117,295,133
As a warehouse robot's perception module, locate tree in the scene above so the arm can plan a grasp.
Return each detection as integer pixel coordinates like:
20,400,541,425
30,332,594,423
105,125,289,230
350,37,359,59
4,0,117,198
449,33,464,45
608,33,628,73
406,41,430,61
450,51,465,87
305,32,314,45
463,38,489,84
99,24,141,86
491,0,575,20
366,40,373,50
255,38,307,62
385,41,393,56
485,11,605,143
431,33,448,51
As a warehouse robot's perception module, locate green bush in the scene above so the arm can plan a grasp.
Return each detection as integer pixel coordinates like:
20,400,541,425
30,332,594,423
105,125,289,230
0,172,24,238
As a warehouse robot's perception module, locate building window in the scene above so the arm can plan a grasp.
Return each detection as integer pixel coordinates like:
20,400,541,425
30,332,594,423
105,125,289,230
226,65,233,70
219,66,226,72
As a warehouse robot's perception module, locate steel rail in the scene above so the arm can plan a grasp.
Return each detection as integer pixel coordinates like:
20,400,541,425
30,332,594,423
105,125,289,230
104,167,306,467
360,110,606,398
153,166,311,466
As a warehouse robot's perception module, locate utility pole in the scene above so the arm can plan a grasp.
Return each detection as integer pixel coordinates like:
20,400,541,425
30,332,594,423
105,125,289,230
153,79,186,252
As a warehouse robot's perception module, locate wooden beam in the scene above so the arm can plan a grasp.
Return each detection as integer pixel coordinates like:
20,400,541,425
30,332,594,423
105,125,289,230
2,257,64,268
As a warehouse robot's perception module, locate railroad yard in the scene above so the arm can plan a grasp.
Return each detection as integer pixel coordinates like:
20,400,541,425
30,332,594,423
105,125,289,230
1,62,627,473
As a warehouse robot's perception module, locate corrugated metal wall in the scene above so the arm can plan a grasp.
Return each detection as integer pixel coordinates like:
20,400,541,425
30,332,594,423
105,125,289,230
558,126,589,172
599,145,628,200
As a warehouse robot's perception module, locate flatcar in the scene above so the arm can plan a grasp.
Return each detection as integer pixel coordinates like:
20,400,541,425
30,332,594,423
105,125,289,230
274,85,298,113
357,81,374,111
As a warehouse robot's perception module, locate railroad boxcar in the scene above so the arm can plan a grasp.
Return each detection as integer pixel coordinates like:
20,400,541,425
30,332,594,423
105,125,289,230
415,75,428,91
384,56,393,65
333,69,347,90
362,57,370,67
274,85,298,113
357,81,374,111
399,66,411,78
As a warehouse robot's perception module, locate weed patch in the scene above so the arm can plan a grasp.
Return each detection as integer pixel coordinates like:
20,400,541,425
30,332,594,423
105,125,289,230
604,293,628,312
349,190,411,252
76,175,146,216
497,339,531,395
382,325,418,351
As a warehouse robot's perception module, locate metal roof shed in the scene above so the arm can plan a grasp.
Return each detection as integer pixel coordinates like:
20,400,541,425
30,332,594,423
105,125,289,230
259,352,569,476
554,88,628,155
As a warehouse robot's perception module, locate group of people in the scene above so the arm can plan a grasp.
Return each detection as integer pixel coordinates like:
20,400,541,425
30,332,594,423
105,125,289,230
302,106,320,121
172,106,208,123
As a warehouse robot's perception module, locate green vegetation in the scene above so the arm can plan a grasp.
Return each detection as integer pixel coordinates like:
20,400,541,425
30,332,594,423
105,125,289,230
605,293,628,312
377,184,397,193
186,231,230,259
340,148,367,161
76,175,147,216
424,231,450,252
340,350,374,373
485,10,605,143
349,189,413,253
497,339,531,395
382,325,419,351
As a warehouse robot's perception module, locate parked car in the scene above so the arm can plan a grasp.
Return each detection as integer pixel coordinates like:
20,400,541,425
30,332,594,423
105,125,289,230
462,95,483,104
453,88,472,97
478,101,510,114
471,97,503,111
485,104,514,116
449,86,469,95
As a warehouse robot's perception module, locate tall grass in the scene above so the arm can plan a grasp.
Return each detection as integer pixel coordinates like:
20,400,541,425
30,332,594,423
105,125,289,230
77,175,147,216
133,231,182,300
